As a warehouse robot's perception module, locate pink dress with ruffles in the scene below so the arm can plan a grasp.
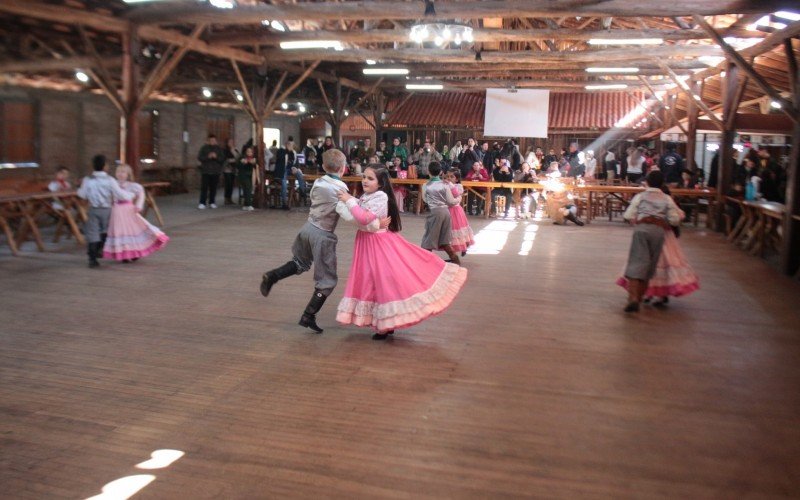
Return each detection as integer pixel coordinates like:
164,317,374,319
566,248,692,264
616,229,699,298
448,184,474,253
103,182,169,260
336,190,468,333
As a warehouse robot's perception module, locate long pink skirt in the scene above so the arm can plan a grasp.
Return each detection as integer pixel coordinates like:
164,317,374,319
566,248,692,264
103,201,169,260
616,230,699,298
337,230,468,333
449,204,474,252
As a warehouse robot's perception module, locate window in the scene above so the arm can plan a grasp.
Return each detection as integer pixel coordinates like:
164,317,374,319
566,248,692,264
139,109,158,163
207,115,234,144
0,101,38,167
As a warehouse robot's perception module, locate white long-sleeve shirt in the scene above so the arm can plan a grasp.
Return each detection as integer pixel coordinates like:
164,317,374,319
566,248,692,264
77,171,133,208
623,188,682,226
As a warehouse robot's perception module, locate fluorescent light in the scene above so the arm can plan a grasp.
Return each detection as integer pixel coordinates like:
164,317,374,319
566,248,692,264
270,20,285,32
588,38,663,45
209,0,236,8
365,59,376,65
771,100,782,109
261,19,270,26
280,40,342,50
585,67,639,73
202,88,212,98
75,70,90,83
775,11,800,21
406,84,443,90
699,56,725,66
363,68,409,75
584,84,628,90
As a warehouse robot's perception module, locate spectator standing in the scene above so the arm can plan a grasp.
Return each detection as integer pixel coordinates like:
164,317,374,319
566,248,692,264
197,134,225,209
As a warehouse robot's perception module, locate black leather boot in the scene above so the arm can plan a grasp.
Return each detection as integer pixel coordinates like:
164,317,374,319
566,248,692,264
98,233,107,258
299,290,327,334
87,242,100,268
260,261,299,297
566,212,585,226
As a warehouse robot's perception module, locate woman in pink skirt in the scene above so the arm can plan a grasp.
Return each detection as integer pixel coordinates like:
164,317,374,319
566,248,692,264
445,168,474,256
103,164,169,262
616,210,699,306
336,165,468,340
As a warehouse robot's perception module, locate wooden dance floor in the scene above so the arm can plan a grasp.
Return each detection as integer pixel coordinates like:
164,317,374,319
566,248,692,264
2,194,800,498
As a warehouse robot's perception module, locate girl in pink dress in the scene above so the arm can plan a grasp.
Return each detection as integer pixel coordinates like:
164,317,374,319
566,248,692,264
445,169,474,256
336,166,468,340
616,209,699,305
103,165,169,262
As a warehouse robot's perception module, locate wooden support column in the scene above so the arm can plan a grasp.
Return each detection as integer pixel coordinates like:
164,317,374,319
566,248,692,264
121,26,140,171
780,39,800,276
685,80,699,173
333,78,343,147
716,61,738,229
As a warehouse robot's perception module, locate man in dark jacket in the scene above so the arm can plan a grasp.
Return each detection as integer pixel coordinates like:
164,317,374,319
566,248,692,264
197,134,225,208
274,138,307,209
458,137,480,177
659,143,684,185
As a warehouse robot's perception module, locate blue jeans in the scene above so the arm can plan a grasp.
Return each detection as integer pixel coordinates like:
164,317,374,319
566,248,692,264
281,168,308,206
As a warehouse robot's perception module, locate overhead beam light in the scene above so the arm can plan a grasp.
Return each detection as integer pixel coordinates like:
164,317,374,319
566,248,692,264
270,20,286,32
770,100,782,109
585,67,639,73
208,0,236,8
234,90,244,102
587,38,663,45
75,70,90,83
280,41,343,50
365,59,377,65
406,83,443,90
363,68,409,75
585,84,628,90
202,88,212,98
298,104,306,113
775,11,800,21
280,102,288,110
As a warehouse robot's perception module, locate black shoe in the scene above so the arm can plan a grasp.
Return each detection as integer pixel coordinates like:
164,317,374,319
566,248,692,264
260,272,277,297
281,205,290,210
372,333,389,340
652,297,669,308
299,313,324,334
624,302,640,313
122,259,131,264
88,259,100,268
461,251,467,257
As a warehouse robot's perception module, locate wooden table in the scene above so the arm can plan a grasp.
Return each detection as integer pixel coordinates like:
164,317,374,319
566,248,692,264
731,199,785,257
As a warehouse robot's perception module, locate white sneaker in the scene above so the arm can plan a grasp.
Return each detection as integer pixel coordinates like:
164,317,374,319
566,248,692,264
242,206,249,211
209,203,218,209
247,206,255,211
198,204,206,209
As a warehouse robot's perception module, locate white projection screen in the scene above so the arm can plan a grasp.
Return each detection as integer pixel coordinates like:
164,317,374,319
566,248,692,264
483,89,550,138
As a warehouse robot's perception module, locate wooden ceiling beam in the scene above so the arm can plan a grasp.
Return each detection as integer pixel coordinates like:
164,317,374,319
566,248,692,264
126,1,793,25
205,27,762,46
658,61,726,131
0,56,120,73
261,45,723,64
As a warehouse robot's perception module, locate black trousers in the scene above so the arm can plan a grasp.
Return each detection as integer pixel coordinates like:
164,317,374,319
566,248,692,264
238,173,253,206
200,173,220,205
223,172,236,200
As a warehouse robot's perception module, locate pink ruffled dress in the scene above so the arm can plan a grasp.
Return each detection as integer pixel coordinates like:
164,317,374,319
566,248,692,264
448,184,474,253
616,229,699,298
103,182,169,260
336,190,468,333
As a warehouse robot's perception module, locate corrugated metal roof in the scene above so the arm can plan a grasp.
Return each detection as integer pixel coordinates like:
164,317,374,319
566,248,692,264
384,91,645,130
341,114,373,131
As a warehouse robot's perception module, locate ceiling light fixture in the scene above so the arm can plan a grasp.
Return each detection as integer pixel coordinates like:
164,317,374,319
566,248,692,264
406,83,443,90
363,68,409,75
585,84,628,90
270,20,286,32
585,67,639,73
202,88,212,98
208,0,236,8
770,100,782,109
234,90,244,102
280,41,343,50
281,102,288,110
587,38,663,45
775,11,800,21
365,59,377,65
75,70,90,83
298,104,306,113
410,23,473,46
